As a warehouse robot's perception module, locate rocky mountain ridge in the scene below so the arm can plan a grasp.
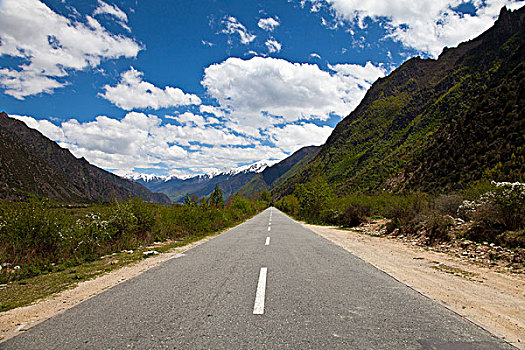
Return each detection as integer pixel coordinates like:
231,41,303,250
274,6,525,197
0,112,170,204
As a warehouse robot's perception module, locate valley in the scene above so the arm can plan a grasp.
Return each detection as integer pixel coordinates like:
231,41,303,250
0,3,523,349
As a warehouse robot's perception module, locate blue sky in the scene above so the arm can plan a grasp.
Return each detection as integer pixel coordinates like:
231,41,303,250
1,0,523,178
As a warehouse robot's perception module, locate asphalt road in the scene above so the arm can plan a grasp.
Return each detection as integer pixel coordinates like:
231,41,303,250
1,208,514,349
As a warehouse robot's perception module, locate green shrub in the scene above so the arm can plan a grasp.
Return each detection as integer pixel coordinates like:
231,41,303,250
477,182,525,231
425,214,453,244
0,200,65,264
293,176,334,221
0,196,262,283
460,182,525,247
258,189,272,204
434,194,463,216
209,185,224,208
275,195,299,217
229,195,252,213
130,198,156,232
336,204,371,227
462,179,494,201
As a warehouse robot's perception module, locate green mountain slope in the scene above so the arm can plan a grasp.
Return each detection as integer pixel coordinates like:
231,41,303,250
237,145,320,198
270,145,321,192
277,6,524,196
0,113,170,203
236,173,269,198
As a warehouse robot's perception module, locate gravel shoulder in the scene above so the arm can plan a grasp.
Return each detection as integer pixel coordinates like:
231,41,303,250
304,222,525,349
0,235,217,342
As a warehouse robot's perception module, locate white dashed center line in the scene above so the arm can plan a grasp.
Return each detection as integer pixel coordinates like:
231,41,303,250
268,226,271,232
265,237,270,246
253,267,268,315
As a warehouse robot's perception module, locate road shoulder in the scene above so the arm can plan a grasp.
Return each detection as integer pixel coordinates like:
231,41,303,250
303,222,525,349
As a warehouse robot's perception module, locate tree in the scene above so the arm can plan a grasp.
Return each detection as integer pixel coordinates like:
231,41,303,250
199,196,209,208
276,195,299,216
210,185,224,208
294,176,333,220
183,193,197,207
258,189,272,204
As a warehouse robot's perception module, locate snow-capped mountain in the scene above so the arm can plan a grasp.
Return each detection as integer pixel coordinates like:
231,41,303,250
126,173,167,183
206,159,278,178
126,160,279,203
225,160,278,176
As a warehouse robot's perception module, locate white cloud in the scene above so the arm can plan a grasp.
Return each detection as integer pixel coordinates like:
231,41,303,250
93,0,130,31
268,123,333,153
170,112,207,126
202,57,385,136
265,38,282,53
311,0,524,57
10,112,264,174
221,16,256,44
0,0,141,99
93,0,128,23
157,123,252,148
100,67,202,110
199,105,226,118
207,117,220,124
187,145,287,169
310,2,323,12
310,53,321,59
10,97,336,174
0,69,66,98
329,61,387,86
258,17,280,31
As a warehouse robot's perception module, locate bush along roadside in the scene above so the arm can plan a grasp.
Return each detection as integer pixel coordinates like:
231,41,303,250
275,179,524,270
0,194,267,286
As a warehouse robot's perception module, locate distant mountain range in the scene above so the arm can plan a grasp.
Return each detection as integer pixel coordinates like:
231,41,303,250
274,6,525,197
128,160,277,203
130,146,321,203
0,112,170,204
236,145,320,198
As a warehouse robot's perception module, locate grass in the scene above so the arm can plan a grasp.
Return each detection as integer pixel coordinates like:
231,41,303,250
0,195,266,312
0,224,236,313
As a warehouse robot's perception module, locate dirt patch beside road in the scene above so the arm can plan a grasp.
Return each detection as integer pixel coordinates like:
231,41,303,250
304,223,525,349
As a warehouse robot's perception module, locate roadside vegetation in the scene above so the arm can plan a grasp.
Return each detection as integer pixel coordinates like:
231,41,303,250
0,186,268,311
275,177,525,249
